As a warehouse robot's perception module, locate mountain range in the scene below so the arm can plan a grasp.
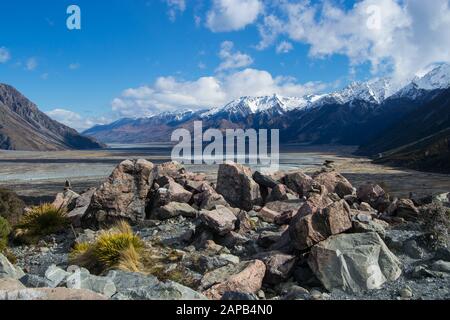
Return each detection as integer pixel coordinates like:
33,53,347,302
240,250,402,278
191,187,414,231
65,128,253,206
0,84,104,151
83,64,450,172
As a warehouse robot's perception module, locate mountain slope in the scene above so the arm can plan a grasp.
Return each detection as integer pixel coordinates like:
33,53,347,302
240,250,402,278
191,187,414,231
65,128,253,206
358,88,450,156
357,87,450,173
0,84,104,151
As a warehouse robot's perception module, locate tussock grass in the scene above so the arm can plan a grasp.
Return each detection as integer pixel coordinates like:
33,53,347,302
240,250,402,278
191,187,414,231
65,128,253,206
15,204,69,244
70,221,144,274
0,216,11,252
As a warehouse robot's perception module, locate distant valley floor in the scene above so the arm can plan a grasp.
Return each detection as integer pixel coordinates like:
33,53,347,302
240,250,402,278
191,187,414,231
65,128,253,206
1,144,450,204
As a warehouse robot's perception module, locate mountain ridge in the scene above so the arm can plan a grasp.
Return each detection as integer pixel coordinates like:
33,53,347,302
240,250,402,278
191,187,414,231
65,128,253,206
0,84,105,151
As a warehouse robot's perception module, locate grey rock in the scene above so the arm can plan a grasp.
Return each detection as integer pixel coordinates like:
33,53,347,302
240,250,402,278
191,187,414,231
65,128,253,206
152,202,198,220
44,264,70,288
281,285,310,300
107,270,207,300
19,274,53,288
67,188,96,227
435,247,450,262
259,252,297,285
221,291,258,300
0,253,25,280
308,232,402,293
400,286,413,299
403,240,424,259
139,217,197,246
352,219,387,238
66,267,116,298
0,287,107,300
431,260,450,273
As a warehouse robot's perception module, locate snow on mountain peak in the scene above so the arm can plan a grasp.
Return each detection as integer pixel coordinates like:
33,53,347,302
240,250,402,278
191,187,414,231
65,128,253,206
412,63,450,90
200,94,322,118
199,63,450,119
327,78,395,105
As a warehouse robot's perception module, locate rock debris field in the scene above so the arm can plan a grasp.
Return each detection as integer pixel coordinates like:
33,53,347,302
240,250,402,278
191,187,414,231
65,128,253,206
0,160,449,300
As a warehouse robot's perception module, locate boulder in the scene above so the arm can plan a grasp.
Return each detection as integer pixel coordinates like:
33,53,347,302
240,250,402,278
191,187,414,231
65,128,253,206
52,189,80,210
257,207,281,223
152,202,198,220
0,278,26,291
289,197,351,251
139,217,197,246
388,199,419,221
308,232,402,293
82,159,154,227
0,253,25,280
259,252,297,285
201,260,266,300
200,206,237,236
44,264,70,288
107,270,206,300
257,230,285,248
282,171,314,197
66,188,96,227
357,184,390,212
0,287,107,300
352,214,388,238
19,274,53,288
216,162,262,211
265,199,304,215
150,161,186,185
253,171,279,189
194,183,229,210
313,171,354,198
165,181,193,203
267,184,298,202
66,267,117,298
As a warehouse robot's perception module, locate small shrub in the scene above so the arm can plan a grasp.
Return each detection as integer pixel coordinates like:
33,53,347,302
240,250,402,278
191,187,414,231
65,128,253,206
70,221,144,274
0,188,25,225
3,248,17,264
0,216,11,252
16,203,69,243
421,203,449,250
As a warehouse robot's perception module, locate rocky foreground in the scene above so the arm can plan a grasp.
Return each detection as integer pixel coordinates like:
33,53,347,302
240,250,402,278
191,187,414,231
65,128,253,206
1,160,449,300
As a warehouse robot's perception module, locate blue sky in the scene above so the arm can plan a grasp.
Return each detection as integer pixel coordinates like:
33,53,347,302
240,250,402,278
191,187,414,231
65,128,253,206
1,0,450,131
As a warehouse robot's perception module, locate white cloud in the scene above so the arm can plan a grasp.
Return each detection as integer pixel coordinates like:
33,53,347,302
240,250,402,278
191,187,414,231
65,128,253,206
276,41,293,54
256,0,450,82
165,0,186,22
26,57,38,71
0,47,11,63
216,41,253,71
206,0,263,32
46,109,112,132
69,63,80,70
111,68,326,118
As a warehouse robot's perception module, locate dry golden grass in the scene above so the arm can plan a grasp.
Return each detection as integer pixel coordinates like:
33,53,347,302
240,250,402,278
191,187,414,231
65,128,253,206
16,203,68,244
70,220,144,275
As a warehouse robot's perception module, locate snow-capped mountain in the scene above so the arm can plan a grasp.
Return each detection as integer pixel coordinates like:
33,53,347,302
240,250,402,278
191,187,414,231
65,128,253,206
326,78,396,105
84,63,450,146
201,76,399,118
200,94,323,118
395,63,450,99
